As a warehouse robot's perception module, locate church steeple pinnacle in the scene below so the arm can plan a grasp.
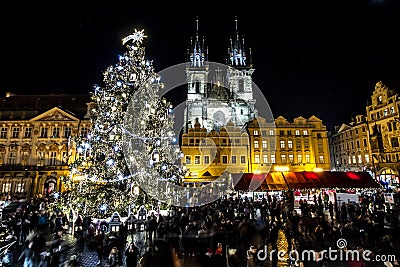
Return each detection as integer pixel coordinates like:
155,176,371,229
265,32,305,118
189,17,207,67
228,17,250,68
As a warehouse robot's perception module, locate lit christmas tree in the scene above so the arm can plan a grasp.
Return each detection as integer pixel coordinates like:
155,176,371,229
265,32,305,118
61,29,184,218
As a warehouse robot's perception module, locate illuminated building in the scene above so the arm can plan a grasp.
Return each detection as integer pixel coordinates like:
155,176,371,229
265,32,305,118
365,81,400,186
184,18,256,133
181,115,331,183
0,93,91,198
329,115,371,172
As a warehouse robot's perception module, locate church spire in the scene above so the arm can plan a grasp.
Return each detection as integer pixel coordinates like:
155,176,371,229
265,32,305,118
228,17,250,68
189,17,207,67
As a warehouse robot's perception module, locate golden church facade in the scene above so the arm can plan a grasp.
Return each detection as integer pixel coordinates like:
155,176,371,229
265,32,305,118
0,93,91,199
181,115,331,183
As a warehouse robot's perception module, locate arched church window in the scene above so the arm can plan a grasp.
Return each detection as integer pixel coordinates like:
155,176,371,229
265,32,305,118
238,79,244,92
195,79,201,94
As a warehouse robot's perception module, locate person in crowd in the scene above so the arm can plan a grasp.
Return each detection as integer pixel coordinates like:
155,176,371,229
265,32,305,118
140,239,180,267
107,246,121,267
125,242,139,267
95,229,105,266
246,245,258,267
18,240,34,267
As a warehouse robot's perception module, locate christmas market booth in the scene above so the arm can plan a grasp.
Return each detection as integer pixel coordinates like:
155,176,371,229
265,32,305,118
232,171,382,212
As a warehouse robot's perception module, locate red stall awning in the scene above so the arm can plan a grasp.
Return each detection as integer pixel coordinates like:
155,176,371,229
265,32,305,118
232,171,382,191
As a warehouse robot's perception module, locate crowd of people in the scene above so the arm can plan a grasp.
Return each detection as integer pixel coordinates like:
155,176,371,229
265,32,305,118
0,187,399,267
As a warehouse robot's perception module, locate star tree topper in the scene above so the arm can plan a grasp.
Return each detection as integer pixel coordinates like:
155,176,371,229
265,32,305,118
122,29,147,45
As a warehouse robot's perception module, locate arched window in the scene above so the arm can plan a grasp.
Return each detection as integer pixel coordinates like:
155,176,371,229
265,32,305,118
238,79,244,92
195,79,201,94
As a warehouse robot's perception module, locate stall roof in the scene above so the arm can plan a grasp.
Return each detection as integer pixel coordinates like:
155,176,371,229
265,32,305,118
232,171,382,191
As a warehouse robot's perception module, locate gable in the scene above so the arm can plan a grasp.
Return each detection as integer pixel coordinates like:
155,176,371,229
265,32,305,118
30,107,80,122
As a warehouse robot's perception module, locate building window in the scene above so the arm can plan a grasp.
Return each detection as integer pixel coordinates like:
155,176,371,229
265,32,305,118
24,127,32,138
52,127,60,138
270,155,276,163
262,140,267,149
238,79,244,92
254,154,260,163
240,155,246,164
0,128,7,138
289,154,294,163
297,154,302,163
356,140,360,148
384,109,388,116
254,140,259,149
37,151,45,166
49,151,57,165
287,130,292,136
281,155,287,163
62,151,68,164
378,95,382,103
279,130,285,136
296,140,301,149
317,133,321,138
280,140,285,149
270,140,276,150
262,130,267,136
305,154,310,163
319,155,325,164
269,130,274,136
358,155,362,164
80,127,89,137
8,152,16,165
303,130,308,136
64,126,72,137
391,137,399,148
263,154,268,163
365,154,370,163
295,130,300,136
253,130,259,136
204,155,210,164
185,156,191,164
12,127,20,138
355,129,358,135
231,155,237,164
40,127,48,138
304,140,309,149
2,183,11,193
16,183,24,193
222,155,228,164
318,142,323,151
190,139,194,144
21,151,29,166
195,155,200,164
390,106,395,114
288,140,293,149
352,155,356,164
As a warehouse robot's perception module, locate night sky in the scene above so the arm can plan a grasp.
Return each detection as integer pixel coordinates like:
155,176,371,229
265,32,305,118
0,2,399,130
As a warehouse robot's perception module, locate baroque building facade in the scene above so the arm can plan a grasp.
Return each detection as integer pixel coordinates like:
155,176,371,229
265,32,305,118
366,81,400,186
181,115,331,183
329,81,400,187
0,93,91,198
329,115,371,172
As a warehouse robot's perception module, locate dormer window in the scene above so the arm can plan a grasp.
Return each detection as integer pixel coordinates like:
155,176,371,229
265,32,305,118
378,95,383,104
